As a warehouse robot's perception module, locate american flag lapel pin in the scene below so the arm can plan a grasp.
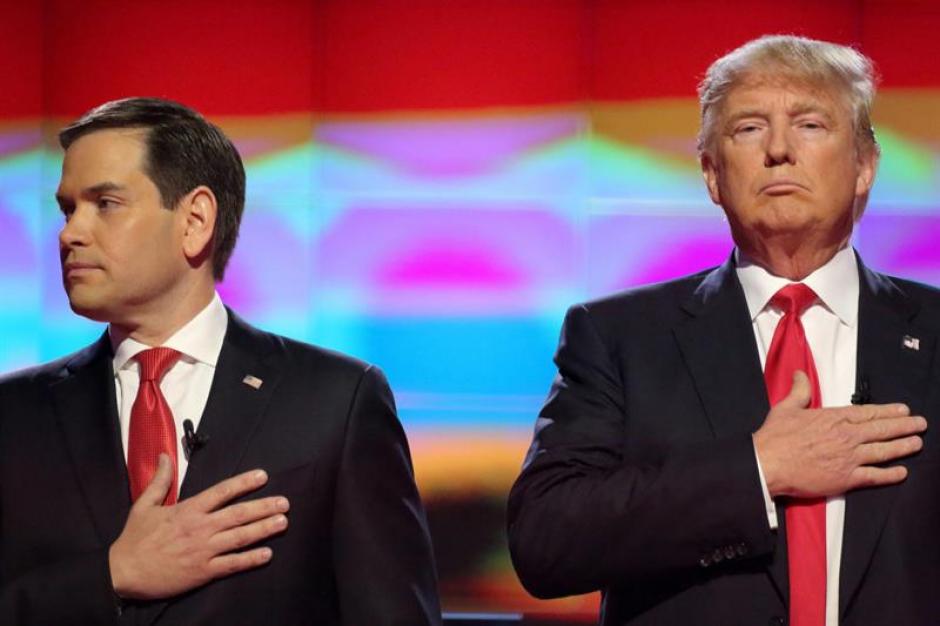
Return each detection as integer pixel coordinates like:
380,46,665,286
902,335,920,351
242,374,264,389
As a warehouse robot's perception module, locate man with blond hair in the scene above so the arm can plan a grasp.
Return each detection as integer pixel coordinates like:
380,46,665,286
509,35,940,625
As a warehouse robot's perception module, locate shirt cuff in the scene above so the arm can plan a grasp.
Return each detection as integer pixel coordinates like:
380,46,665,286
753,441,779,530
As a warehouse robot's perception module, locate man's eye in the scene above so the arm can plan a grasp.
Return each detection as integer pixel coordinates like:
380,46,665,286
97,198,119,210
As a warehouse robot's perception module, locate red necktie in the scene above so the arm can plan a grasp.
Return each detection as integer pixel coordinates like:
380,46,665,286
764,284,826,626
127,347,181,505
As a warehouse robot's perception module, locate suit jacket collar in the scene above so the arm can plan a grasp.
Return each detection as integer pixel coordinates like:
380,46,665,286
49,333,131,546
673,256,789,598
839,257,933,619
177,308,284,499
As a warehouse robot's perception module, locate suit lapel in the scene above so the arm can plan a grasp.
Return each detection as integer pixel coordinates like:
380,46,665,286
138,312,283,626
672,257,789,601
839,261,934,619
178,310,283,498
49,333,131,545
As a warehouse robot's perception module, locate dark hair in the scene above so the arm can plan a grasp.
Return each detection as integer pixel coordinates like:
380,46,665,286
59,97,246,281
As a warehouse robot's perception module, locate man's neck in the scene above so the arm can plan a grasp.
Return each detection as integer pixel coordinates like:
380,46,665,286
110,282,216,347
740,235,848,281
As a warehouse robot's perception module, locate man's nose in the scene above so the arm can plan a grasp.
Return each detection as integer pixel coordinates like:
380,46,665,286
59,205,92,249
764,124,796,167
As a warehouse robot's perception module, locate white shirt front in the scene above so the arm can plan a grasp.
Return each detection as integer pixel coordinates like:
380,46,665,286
737,245,859,626
110,292,228,486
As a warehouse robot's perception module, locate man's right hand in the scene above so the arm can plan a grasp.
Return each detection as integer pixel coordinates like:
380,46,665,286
754,371,927,499
108,454,290,600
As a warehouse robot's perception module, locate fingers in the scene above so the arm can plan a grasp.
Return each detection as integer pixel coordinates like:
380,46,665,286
210,513,288,554
849,464,909,489
188,469,269,512
211,496,290,529
207,547,273,578
855,415,927,443
778,370,812,410
856,435,924,466
845,402,911,423
136,454,174,507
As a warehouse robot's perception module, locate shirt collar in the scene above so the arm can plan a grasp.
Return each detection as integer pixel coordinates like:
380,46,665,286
735,245,859,327
110,292,229,372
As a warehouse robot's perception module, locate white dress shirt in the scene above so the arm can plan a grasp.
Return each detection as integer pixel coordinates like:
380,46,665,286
110,292,228,487
737,245,859,626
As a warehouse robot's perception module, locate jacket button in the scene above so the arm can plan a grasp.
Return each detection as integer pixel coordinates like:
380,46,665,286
711,548,724,563
736,542,748,556
699,554,711,568
724,545,737,560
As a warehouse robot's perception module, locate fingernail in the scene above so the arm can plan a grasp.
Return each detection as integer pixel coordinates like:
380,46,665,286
917,416,928,429
275,514,288,528
254,470,268,483
260,547,273,560
276,497,290,512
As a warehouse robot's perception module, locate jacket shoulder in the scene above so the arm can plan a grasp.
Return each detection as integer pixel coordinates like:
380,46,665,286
575,266,719,330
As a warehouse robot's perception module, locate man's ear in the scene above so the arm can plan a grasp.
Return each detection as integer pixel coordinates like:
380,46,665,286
852,143,879,222
701,152,722,206
179,185,217,264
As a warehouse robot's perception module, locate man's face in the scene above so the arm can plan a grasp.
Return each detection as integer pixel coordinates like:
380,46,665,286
56,129,189,324
701,76,877,257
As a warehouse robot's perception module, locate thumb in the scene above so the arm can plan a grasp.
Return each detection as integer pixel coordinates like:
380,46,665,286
778,370,813,410
136,453,174,508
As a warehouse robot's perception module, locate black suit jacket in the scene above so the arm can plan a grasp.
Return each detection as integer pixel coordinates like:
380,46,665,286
508,254,940,625
0,310,442,626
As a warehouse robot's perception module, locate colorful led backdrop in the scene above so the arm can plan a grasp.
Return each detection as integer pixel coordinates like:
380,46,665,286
2,1,940,621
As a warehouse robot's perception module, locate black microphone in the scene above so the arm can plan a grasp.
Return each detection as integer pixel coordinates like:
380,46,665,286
851,377,871,405
182,419,209,460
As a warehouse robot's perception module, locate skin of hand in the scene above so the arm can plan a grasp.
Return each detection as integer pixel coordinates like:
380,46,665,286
754,371,927,498
109,454,290,600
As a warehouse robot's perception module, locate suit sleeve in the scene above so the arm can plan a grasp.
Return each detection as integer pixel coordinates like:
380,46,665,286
331,365,442,626
507,304,776,598
0,550,122,626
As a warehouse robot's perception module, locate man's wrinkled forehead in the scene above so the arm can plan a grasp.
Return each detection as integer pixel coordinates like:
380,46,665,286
713,69,853,120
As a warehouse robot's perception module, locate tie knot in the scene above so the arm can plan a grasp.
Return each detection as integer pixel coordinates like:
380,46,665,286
770,283,818,316
136,347,181,382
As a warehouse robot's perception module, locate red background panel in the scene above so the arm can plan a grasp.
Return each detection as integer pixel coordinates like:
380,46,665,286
0,4,42,116
862,0,940,87
591,0,862,101
42,0,315,116
318,0,588,111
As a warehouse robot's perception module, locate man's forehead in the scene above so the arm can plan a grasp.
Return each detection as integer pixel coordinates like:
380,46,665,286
58,128,150,192
722,72,850,114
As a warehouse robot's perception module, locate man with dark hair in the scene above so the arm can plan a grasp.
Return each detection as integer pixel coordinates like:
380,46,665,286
509,35,940,625
0,97,441,625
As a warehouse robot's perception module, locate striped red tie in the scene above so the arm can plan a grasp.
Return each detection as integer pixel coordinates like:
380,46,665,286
127,347,181,505
764,283,826,626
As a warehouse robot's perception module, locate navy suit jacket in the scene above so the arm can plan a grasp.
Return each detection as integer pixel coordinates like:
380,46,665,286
508,254,940,625
0,310,441,625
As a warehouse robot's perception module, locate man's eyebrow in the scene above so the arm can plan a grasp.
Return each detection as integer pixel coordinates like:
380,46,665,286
787,102,836,121
85,182,127,195
55,182,126,204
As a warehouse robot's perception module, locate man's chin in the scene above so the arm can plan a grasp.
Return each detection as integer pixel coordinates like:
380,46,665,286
66,295,113,323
